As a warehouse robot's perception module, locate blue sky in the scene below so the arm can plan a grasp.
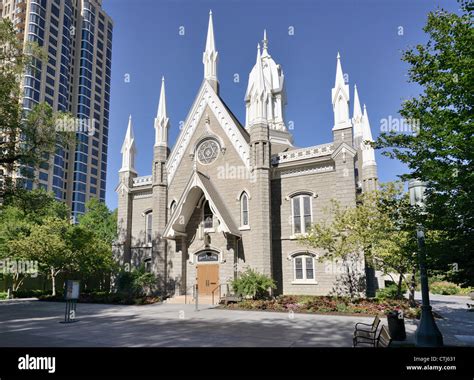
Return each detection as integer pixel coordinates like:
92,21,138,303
102,0,460,210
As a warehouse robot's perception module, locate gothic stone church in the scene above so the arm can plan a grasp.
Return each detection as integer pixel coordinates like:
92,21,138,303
115,11,379,299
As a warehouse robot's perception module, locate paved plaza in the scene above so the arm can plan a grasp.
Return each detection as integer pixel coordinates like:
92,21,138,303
0,293,471,347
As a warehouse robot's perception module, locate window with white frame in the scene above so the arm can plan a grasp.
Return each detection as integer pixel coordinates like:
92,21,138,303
145,212,152,245
203,200,213,229
240,192,249,227
293,254,316,282
292,194,312,234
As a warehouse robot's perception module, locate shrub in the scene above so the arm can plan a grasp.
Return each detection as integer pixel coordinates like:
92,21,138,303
0,292,8,300
376,283,407,300
13,289,51,298
231,268,276,300
116,266,158,297
430,281,461,295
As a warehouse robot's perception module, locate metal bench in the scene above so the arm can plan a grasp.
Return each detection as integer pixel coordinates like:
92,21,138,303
353,315,380,347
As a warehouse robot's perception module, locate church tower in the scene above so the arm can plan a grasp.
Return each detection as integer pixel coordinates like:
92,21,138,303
203,10,219,93
330,53,357,209
152,77,170,281
245,30,292,149
331,53,352,145
248,43,273,276
117,116,137,266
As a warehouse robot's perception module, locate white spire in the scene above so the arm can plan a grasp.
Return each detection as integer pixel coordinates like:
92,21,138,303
262,29,269,58
335,52,344,87
331,52,351,131
155,76,170,147
157,76,167,120
203,10,218,83
120,115,136,172
248,43,268,126
353,84,363,139
255,43,265,95
362,104,376,168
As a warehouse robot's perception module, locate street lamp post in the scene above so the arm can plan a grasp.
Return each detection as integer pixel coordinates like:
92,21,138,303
408,179,443,347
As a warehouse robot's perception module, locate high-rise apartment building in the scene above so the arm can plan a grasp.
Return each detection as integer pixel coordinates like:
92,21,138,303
1,0,113,220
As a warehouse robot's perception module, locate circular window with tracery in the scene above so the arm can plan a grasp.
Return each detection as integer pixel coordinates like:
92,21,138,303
197,139,220,165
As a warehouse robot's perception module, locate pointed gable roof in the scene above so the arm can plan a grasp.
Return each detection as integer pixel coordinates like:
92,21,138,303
163,170,241,238
166,80,250,185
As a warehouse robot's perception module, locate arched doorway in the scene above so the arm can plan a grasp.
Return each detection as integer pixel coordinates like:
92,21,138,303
196,250,219,296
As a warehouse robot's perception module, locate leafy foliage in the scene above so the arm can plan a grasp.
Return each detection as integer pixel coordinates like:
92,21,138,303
116,266,157,297
376,283,408,301
231,268,276,300
300,182,423,298
374,2,474,286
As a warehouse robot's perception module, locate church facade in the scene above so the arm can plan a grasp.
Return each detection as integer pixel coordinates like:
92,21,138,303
115,11,379,299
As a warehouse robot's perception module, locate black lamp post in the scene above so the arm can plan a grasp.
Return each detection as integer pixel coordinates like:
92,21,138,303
408,179,444,347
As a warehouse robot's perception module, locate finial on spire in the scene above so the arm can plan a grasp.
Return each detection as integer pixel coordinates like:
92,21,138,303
203,10,218,85
262,29,269,57
155,77,170,147
335,52,344,87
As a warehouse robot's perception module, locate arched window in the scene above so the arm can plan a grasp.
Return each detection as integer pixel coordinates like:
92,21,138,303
291,194,312,235
170,200,177,216
203,200,213,229
145,211,153,245
292,253,316,282
240,192,249,227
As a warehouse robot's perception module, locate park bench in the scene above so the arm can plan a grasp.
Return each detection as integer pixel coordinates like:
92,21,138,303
376,325,392,347
353,315,380,347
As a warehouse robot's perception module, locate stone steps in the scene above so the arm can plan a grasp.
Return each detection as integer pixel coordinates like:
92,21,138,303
164,295,219,305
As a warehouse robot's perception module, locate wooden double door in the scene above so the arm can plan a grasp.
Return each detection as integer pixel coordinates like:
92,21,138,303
196,264,219,296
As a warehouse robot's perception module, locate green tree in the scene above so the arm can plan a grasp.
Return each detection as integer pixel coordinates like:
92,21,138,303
68,225,116,290
9,217,73,296
300,183,422,299
374,1,474,286
77,198,117,245
0,189,69,291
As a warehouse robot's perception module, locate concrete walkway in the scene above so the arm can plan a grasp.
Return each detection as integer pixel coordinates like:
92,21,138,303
0,300,417,347
0,295,471,347
415,292,474,346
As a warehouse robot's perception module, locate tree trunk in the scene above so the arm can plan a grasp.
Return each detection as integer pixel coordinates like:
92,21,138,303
51,268,56,296
397,273,404,298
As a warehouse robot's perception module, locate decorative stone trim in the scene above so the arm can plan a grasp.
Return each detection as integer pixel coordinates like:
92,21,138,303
271,143,334,165
279,165,334,179
132,175,152,187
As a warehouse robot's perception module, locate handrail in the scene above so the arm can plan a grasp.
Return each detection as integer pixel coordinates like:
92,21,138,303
211,283,230,305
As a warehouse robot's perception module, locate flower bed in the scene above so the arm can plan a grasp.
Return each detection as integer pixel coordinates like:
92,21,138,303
223,295,421,319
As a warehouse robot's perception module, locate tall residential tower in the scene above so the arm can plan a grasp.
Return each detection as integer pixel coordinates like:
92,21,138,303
1,0,113,220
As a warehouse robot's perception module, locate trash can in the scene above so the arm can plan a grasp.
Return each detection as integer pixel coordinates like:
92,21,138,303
387,310,406,341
